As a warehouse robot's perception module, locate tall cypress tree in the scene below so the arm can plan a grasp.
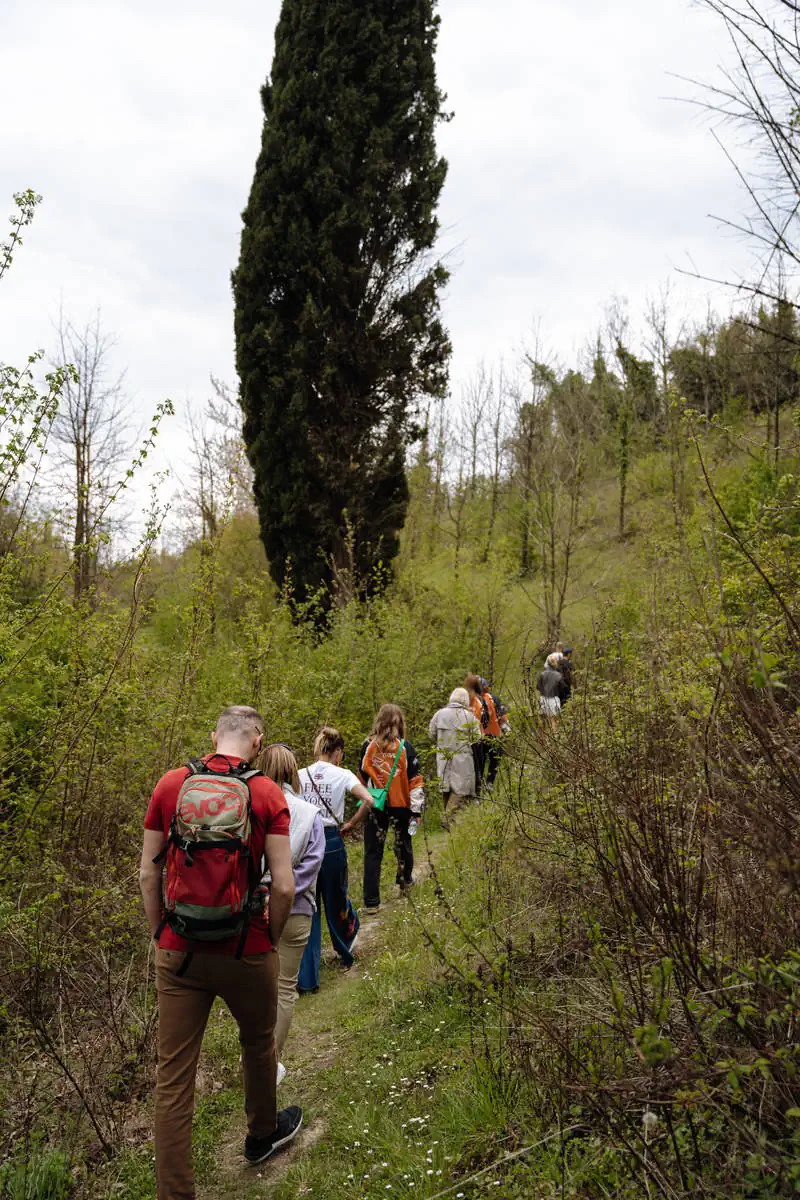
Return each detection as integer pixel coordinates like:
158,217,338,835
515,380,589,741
233,0,451,606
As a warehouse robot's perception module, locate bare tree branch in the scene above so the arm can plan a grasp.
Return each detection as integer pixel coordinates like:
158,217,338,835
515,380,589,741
49,310,134,601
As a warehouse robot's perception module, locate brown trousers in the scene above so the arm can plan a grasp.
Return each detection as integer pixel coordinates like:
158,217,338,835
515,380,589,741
155,948,279,1200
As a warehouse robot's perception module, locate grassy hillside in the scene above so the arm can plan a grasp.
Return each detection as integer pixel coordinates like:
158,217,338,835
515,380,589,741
2,403,800,1198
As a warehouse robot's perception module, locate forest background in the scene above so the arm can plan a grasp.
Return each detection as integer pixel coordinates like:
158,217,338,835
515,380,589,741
3,0,800,1197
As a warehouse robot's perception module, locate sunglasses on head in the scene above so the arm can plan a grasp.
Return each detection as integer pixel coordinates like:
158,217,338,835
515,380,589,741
264,741,294,754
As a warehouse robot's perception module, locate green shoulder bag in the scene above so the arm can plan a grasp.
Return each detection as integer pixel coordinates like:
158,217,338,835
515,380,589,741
364,738,405,813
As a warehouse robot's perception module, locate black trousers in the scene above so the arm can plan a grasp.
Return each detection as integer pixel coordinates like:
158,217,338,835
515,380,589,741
363,807,413,907
485,737,503,786
472,742,486,794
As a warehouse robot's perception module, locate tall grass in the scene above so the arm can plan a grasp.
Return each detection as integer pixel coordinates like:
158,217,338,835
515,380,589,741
421,462,800,1195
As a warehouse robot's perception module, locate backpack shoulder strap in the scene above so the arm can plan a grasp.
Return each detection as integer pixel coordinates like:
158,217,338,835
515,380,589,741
185,758,208,776
235,766,262,781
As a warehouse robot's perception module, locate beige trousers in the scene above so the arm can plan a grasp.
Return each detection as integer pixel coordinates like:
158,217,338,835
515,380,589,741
155,948,278,1200
443,791,473,816
275,912,313,1057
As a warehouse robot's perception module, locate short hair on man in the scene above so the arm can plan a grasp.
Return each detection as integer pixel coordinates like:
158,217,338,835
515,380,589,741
215,706,265,739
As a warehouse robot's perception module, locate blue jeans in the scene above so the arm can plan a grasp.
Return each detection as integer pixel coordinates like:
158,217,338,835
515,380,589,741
297,826,359,992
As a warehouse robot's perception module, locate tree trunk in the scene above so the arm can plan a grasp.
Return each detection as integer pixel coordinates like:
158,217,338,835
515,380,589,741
519,434,534,575
73,446,90,602
482,471,500,563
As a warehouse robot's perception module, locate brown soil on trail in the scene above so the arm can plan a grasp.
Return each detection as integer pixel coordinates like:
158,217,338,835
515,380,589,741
214,1115,326,1193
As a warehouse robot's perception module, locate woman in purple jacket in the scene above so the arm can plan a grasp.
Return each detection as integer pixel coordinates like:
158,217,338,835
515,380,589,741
260,742,325,1086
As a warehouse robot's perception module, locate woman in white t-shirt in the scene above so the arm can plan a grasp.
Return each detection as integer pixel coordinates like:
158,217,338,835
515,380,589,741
296,726,373,992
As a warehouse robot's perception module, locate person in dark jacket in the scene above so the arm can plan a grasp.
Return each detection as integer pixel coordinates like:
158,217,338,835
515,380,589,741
536,664,569,729
560,649,573,706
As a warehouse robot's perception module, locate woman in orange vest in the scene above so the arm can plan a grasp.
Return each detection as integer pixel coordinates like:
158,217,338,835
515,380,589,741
359,703,425,912
479,675,508,789
464,674,503,793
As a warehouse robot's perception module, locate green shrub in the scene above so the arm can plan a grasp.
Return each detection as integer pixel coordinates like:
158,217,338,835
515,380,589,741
634,450,672,497
0,1149,72,1200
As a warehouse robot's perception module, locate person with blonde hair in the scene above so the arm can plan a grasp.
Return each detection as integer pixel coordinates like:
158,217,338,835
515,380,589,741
259,742,325,1086
296,726,374,992
359,703,425,912
545,641,565,670
428,687,481,821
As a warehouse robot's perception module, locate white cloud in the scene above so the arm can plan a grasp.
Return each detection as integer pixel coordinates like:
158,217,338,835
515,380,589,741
0,0,760,527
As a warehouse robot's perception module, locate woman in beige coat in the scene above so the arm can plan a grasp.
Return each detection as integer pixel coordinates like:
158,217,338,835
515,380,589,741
428,687,481,821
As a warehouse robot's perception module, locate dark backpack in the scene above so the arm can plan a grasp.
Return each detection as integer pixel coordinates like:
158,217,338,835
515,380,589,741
479,697,490,730
157,758,265,968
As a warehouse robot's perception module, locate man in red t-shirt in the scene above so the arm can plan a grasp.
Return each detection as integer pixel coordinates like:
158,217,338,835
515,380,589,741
139,706,301,1200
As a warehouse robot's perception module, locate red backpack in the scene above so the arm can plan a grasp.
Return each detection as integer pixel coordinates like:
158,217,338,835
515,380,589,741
156,757,265,971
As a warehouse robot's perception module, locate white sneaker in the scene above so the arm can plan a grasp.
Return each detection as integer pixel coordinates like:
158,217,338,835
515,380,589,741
276,1061,286,1086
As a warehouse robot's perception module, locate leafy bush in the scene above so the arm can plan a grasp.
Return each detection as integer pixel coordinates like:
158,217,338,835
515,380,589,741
0,1148,72,1200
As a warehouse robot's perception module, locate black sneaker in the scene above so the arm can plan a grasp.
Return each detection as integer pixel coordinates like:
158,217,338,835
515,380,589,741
244,1106,303,1165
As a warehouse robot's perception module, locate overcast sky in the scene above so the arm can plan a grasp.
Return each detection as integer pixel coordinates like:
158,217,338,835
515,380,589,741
1,0,758,522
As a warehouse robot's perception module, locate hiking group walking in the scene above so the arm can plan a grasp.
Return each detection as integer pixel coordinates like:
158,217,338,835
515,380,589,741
138,661,562,1199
